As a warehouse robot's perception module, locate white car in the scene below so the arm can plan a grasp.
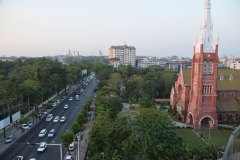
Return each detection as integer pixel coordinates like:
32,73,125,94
27,121,33,127
37,142,47,153
69,97,73,101
46,114,53,121
68,142,75,151
48,129,56,137
60,116,66,123
13,156,24,160
65,155,74,160
64,104,69,109
53,116,60,123
21,124,29,130
41,109,48,115
52,102,57,107
56,100,60,104
39,129,47,138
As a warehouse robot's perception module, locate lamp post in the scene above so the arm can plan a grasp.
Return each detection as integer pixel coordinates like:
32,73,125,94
78,137,80,160
101,152,104,160
208,121,213,144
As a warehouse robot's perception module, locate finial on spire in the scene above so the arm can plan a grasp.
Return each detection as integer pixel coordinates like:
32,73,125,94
194,30,197,45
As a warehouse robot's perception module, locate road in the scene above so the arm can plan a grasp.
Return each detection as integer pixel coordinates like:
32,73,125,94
0,76,96,160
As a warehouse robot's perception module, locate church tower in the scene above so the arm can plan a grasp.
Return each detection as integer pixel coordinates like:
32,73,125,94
187,0,219,130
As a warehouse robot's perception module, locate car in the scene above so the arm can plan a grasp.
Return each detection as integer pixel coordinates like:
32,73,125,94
37,142,47,153
69,97,73,101
13,156,23,160
68,142,75,151
27,121,33,127
41,109,48,115
21,124,29,130
60,116,66,122
80,89,83,93
88,112,91,116
48,129,56,137
65,155,74,160
75,132,83,141
53,116,60,123
37,112,42,117
52,102,57,107
56,100,60,104
30,158,36,160
5,134,16,143
39,129,47,137
74,91,77,95
64,104,69,109
46,114,53,121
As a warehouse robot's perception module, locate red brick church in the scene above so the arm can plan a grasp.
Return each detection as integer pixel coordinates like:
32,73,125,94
170,0,240,130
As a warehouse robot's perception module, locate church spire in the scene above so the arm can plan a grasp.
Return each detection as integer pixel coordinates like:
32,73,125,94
216,28,219,44
195,0,218,52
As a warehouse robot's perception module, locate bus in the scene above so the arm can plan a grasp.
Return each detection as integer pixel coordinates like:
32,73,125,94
75,95,79,101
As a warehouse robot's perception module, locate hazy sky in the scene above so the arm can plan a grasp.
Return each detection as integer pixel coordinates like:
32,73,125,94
0,0,239,58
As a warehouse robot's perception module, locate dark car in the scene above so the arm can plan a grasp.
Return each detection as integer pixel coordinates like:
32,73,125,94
5,134,16,143
75,132,83,141
74,91,77,95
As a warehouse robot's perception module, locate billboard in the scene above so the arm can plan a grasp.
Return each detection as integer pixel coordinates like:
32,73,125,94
12,111,21,122
0,116,10,130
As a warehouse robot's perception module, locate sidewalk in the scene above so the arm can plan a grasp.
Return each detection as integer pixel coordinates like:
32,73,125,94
0,84,80,154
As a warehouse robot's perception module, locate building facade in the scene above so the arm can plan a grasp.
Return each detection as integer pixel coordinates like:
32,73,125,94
108,44,136,67
170,0,240,130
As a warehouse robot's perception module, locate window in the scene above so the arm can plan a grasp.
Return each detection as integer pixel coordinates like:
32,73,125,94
221,92,225,98
231,92,235,98
203,61,207,74
220,75,224,80
194,63,198,73
208,61,213,74
229,75,234,80
202,85,213,95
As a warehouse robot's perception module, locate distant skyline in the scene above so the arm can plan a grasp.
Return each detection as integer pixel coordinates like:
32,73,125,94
0,0,239,58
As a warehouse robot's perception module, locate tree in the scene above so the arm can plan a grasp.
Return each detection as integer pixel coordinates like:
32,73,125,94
139,94,155,108
19,117,29,132
71,123,80,135
76,113,86,126
30,111,37,123
108,73,123,91
60,132,74,154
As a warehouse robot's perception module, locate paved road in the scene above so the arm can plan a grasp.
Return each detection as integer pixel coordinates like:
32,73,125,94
0,76,96,160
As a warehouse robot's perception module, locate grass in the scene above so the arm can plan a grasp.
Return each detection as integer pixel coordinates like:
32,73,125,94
174,128,233,148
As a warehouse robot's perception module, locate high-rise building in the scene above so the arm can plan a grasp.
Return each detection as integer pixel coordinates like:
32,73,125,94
108,43,136,67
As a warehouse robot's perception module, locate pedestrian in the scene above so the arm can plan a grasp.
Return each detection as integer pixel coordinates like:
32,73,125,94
85,139,87,144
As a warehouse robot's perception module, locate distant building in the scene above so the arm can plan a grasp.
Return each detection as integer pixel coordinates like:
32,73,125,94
109,58,120,68
108,43,136,67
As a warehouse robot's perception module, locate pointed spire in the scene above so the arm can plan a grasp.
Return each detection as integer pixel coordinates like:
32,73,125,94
194,30,197,45
216,28,219,44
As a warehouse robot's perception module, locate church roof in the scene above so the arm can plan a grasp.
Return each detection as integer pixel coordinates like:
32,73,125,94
182,69,240,90
217,99,240,112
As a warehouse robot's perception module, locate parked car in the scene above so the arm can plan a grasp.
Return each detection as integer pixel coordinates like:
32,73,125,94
37,142,47,153
64,104,69,109
27,121,33,127
53,116,60,123
75,132,83,141
65,155,74,160
46,114,53,121
37,112,42,117
56,100,60,104
68,142,75,151
41,109,48,115
88,112,91,116
39,129,47,137
69,97,73,101
13,156,23,160
5,134,16,143
48,129,56,137
60,116,66,123
21,124,29,130
52,102,57,107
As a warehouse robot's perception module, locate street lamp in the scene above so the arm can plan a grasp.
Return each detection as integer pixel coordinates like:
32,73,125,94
101,152,104,160
78,137,80,160
208,121,213,144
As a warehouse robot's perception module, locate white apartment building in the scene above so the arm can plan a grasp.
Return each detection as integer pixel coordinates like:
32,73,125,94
108,44,136,67
138,59,155,68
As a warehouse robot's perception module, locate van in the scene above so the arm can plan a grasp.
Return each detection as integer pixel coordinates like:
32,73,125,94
68,142,75,151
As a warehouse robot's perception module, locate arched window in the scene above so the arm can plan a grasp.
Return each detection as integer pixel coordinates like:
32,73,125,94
208,61,213,74
221,92,225,98
203,61,207,74
231,92,235,98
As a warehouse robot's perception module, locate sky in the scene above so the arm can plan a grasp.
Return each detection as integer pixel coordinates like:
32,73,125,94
0,0,239,58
